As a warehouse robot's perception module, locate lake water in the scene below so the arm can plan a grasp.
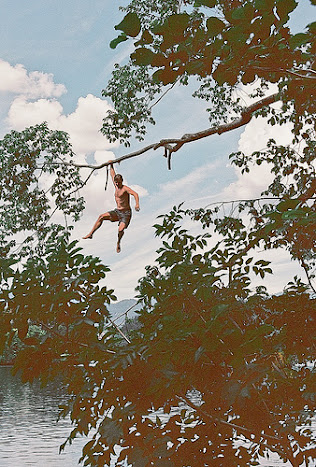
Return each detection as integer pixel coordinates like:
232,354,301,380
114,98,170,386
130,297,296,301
0,367,313,466
0,366,90,466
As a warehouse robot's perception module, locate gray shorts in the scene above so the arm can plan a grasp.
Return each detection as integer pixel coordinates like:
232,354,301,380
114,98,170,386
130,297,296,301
109,209,132,228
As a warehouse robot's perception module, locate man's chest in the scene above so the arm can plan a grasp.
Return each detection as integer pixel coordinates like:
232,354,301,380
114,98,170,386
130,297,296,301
115,187,126,197
115,188,129,204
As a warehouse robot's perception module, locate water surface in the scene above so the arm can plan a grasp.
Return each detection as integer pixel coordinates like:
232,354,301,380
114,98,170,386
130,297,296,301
0,367,312,466
0,367,88,466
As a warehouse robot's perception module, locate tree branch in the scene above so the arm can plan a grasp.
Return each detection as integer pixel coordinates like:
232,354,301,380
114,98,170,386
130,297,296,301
204,197,290,209
49,93,279,170
153,93,279,155
250,66,316,81
106,315,131,344
37,321,116,354
175,394,282,444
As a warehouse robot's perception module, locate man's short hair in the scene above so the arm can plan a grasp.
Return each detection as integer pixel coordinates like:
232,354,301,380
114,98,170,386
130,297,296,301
114,174,123,181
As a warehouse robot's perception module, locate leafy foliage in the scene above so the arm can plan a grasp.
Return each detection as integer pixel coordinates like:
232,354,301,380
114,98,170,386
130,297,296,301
227,130,316,284
102,0,315,144
0,1,315,466
102,64,161,145
0,230,117,385
0,122,84,236
1,205,315,466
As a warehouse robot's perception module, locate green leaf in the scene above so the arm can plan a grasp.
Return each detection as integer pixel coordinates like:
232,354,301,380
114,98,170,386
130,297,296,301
114,12,141,37
231,3,254,20
254,0,274,10
135,29,154,46
82,440,95,456
23,337,39,346
131,47,156,66
128,447,149,467
152,67,178,85
18,323,29,340
289,33,309,49
212,303,229,320
110,34,128,49
276,0,298,18
185,59,206,75
240,386,250,398
242,69,256,84
99,418,122,445
155,459,174,467
224,381,242,404
166,13,190,34
276,199,300,211
206,17,225,37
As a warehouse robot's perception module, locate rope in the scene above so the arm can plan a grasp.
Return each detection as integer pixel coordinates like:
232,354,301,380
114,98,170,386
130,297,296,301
104,165,109,191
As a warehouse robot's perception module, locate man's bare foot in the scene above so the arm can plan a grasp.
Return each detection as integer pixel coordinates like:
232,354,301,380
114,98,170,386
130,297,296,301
82,234,93,239
116,243,121,253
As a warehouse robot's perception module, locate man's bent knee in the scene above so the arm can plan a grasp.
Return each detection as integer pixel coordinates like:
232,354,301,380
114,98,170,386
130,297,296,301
99,212,110,221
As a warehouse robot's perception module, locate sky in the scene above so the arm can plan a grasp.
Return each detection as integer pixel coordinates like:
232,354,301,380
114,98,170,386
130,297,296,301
0,0,314,300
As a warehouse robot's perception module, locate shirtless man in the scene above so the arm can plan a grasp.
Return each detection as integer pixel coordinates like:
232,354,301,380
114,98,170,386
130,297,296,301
83,162,140,252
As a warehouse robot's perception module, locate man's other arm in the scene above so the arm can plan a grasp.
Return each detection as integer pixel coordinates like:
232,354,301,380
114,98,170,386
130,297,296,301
126,186,140,211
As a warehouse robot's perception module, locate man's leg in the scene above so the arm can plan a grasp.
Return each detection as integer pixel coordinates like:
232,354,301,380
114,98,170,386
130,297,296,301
116,222,126,253
82,212,111,239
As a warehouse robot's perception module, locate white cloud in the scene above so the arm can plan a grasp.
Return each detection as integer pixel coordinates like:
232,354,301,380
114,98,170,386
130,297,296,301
0,59,66,99
222,114,293,201
7,93,118,158
0,60,118,162
238,110,292,154
94,150,116,165
58,94,117,155
7,97,63,130
159,161,220,197
222,163,273,200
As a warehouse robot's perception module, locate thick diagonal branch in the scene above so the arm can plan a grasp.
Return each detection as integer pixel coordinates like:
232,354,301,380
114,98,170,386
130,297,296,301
63,93,279,170
154,93,279,154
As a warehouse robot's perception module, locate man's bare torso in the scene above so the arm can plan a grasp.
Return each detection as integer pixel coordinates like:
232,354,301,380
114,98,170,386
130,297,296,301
115,186,130,211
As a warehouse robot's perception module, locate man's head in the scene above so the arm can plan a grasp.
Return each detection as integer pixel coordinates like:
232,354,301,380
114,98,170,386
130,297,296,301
114,174,123,188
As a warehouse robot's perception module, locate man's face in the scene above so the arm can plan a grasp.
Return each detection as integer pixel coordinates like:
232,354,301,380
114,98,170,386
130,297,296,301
114,175,123,188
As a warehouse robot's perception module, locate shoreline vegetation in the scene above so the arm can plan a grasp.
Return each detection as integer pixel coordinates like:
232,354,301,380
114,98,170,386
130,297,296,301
0,300,139,366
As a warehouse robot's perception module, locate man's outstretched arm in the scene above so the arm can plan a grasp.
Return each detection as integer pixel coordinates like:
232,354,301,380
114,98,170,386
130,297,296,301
126,186,140,211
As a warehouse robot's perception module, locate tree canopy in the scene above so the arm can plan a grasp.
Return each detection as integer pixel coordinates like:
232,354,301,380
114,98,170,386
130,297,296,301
0,0,315,466
102,0,315,149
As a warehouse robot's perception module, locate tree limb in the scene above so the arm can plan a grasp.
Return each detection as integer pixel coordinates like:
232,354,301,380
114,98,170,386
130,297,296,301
153,93,279,155
106,315,131,344
250,66,316,80
175,394,282,444
52,93,279,170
